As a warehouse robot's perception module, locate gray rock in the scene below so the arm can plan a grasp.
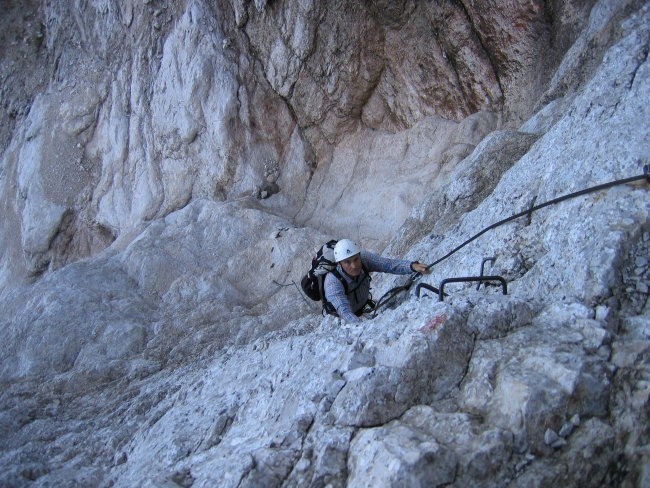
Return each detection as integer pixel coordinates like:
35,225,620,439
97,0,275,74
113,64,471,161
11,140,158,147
545,428,560,445
558,421,574,438
348,422,458,488
0,1,648,487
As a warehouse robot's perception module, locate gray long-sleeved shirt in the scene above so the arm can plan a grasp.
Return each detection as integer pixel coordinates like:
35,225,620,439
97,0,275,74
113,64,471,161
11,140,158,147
324,251,414,323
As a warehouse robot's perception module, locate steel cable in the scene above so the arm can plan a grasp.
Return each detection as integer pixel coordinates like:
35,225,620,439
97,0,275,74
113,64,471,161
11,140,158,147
372,166,650,314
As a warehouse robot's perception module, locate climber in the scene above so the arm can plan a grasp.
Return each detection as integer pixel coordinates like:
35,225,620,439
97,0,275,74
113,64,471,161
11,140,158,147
324,239,429,323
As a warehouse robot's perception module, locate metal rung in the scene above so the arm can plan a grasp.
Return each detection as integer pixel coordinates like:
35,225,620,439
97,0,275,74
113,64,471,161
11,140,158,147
439,276,507,301
416,283,442,298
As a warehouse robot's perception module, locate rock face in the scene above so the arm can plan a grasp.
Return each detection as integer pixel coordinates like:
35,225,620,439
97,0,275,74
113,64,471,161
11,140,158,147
0,0,598,289
0,0,649,487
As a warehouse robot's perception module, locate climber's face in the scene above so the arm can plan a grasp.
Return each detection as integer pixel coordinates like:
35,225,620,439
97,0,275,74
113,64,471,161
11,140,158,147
340,253,362,277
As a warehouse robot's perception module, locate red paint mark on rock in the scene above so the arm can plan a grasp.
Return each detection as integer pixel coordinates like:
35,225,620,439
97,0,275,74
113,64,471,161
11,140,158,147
420,313,448,333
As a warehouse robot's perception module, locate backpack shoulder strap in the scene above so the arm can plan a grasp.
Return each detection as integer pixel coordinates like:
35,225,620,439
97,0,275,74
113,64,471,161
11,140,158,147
328,267,349,293
320,267,349,316
362,262,370,280
328,265,371,294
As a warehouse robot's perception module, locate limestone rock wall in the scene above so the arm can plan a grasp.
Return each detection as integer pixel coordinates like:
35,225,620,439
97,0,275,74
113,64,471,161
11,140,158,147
0,0,648,487
0,0,597,293
0,0,310,292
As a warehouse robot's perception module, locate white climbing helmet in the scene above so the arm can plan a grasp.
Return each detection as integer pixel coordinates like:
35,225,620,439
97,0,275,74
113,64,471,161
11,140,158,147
333,239,361,262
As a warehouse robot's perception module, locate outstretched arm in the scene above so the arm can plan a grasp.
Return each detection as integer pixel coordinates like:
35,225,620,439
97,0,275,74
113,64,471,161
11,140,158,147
361,251,430,275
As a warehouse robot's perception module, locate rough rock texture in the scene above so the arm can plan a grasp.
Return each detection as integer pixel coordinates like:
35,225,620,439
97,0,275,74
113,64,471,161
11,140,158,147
0,0,649,487
0,0,602,292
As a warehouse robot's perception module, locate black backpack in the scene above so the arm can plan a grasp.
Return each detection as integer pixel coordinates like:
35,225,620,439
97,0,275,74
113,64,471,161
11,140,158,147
301,240,338,303
300,240,373,316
